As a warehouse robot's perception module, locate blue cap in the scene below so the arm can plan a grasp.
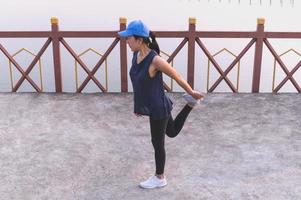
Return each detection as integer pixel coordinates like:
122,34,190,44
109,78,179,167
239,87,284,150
118,20,150,38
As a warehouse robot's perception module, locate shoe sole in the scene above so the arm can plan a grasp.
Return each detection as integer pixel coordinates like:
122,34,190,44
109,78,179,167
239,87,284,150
139,183,167,189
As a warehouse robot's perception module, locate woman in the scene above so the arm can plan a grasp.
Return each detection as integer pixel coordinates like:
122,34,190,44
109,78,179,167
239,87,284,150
118,20,204,189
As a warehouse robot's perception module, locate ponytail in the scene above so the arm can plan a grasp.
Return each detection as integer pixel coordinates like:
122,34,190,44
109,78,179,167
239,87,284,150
134,31,160,55
148,31,160,55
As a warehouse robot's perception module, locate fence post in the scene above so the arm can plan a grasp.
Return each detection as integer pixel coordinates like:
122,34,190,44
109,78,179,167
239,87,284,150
187,17,196,89
252,18,265,93
51,17,62,92
119,17,128,92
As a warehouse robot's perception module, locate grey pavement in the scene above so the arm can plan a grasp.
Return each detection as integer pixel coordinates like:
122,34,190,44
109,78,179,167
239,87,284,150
0,93,300,200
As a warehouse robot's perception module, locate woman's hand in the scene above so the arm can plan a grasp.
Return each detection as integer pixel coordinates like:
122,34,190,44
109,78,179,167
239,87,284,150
190,90,205,100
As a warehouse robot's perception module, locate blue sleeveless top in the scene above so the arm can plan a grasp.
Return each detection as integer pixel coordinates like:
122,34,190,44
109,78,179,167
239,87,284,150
130,50,173,119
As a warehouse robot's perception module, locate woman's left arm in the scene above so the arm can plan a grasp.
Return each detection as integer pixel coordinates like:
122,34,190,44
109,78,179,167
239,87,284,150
152,56,204,99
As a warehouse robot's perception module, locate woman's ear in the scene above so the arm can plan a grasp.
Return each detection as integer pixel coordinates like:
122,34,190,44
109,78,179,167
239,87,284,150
138,38,143,45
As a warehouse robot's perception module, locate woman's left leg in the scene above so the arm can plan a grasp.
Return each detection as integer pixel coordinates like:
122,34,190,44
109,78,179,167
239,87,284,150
139,116,169,189
149,116,169,175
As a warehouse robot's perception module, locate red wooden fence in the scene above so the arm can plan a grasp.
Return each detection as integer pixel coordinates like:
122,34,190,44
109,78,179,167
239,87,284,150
0,17,300,93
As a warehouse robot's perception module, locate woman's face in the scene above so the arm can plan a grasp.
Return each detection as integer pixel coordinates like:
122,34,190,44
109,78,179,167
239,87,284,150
126,36,142,51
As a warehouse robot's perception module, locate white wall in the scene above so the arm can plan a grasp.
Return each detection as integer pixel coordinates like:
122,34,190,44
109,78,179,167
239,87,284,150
0,0,300,92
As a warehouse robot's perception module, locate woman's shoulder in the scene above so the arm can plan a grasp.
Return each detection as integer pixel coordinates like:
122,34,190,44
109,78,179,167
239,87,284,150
151,53,164,64
150,49,158,56
149,50,160,62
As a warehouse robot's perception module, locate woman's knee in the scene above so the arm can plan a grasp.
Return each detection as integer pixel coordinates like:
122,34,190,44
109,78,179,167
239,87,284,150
166,130,177,138
151,138,165,150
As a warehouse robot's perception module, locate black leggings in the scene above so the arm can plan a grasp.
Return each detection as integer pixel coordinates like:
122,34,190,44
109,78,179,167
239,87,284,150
149,105,192,175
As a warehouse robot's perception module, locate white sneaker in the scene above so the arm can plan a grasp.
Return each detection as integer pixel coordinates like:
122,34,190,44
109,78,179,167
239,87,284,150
139,175,167,189
182,93,202,107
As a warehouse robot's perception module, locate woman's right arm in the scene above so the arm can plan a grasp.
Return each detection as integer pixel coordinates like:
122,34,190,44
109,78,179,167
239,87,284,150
152,56,204,100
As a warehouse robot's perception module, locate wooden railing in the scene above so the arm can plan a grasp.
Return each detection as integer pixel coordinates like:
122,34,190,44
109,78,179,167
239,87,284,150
0,17,300,93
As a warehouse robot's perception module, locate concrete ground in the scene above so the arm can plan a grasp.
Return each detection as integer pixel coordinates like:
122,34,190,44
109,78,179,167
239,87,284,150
0,92,300,200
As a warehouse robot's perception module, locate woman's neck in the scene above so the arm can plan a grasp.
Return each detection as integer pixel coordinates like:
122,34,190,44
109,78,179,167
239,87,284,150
139,45,151,57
